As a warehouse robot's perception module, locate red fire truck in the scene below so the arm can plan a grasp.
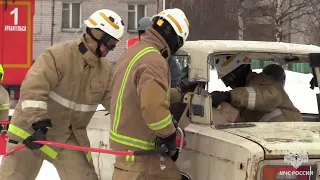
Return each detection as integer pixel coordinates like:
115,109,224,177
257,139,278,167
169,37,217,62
126,37,139,49
0,0,35,115
0,0,34,153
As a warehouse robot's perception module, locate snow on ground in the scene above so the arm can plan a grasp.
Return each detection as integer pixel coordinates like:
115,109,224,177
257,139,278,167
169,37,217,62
0,70,318,179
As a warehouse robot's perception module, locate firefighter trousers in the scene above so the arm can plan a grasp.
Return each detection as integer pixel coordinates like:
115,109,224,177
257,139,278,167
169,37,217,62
0,135,99,180
112,155,182,180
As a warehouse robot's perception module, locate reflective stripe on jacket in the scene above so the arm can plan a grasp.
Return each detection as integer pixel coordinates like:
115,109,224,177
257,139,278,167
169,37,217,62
111,47,161,150
231,71,302,122
110,28,176,162
8,36,113,160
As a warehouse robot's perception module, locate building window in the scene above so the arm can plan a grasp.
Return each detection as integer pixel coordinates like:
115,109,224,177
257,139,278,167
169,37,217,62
62,3,81,30
128,4,146,31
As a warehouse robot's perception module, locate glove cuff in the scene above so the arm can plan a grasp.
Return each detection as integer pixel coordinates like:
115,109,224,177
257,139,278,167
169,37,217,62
32,119,52,134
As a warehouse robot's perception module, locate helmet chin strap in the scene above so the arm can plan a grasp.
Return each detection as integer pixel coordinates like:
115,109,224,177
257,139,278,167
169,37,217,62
86,27,110,58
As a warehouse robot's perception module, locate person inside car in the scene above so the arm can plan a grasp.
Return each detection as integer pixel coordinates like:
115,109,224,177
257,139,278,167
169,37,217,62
211,54,302,122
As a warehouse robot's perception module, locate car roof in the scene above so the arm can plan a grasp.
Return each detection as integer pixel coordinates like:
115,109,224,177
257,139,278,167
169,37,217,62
175,40,320,63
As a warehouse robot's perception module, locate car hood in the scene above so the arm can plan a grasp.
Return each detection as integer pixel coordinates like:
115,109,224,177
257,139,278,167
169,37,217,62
213,122,320,158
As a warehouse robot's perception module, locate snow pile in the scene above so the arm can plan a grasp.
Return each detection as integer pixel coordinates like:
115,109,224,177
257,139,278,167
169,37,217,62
209,69,319,114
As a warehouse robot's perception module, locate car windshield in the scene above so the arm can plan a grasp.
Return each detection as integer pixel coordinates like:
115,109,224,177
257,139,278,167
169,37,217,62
172,54,319,115
208,55,319,114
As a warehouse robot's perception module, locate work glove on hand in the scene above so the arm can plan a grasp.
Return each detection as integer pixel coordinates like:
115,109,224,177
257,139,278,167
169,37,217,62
210,91,232,108
155,131,177,157
310,77,318,90
23,119,52,150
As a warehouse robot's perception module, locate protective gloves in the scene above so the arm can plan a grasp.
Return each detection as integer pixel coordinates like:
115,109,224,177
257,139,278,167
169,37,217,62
155,131,177,157
210,91,232,108
23,119,52,150
310,76,318,90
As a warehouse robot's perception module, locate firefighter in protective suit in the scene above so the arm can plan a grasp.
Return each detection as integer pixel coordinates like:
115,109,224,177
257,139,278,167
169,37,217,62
0,9,125,180
0,65,10,132
110,8,190,180
211,55,302,122
138,16,182,90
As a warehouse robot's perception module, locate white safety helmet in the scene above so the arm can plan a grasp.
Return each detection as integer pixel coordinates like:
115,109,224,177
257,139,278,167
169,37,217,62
215,54,251,79
84,9,125,41
152,8,190,44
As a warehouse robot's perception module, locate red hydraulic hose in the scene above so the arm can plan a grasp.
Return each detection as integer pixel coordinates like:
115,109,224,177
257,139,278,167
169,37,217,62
35,140,134,156
1,138,187,160
1,140,169,162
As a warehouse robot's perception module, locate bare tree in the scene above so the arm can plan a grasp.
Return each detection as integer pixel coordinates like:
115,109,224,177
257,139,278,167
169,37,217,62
229,0,317,42
226,0,274,40
237,0,245,40
224,0,245,40
266,0,316,42
305,2,320,45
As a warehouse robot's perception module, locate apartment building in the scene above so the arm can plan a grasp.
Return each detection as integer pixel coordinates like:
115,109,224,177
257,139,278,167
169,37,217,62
33,0,162,62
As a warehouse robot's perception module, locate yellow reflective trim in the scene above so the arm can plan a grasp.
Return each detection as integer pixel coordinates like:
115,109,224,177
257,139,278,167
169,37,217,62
113,47,160,133
39,145,58,159
125,150,135,162
167,14,182,33
147,114,172,131
88,17,98,26
86,152,92,162
99,12,120,29
110,131,155,150
221,55,236,67
0,103,10,110
8,124,58,159
8,124,31,139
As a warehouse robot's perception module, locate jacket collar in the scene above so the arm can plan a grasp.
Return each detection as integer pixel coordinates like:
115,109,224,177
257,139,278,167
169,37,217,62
77,36,100,67
140,28,171,58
